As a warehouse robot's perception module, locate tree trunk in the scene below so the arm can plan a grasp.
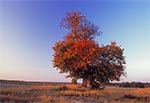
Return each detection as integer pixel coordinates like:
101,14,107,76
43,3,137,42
82,78,88,87
82,79,91,88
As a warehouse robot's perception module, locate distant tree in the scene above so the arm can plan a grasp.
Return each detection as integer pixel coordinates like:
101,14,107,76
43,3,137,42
52,11,126,89
119,82,145,88
135,82,144,88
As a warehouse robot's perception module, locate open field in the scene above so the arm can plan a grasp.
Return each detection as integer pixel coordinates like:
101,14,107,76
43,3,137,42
0,80,150,103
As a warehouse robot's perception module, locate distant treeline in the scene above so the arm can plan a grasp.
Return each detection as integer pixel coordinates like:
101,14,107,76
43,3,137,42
109,82,150,88
0,79,69,86
1,79,150,88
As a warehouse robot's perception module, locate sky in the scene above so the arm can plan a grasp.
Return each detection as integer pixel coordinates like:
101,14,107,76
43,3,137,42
0,0,150,82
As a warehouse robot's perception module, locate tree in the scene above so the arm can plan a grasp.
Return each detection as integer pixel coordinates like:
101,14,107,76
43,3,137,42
60,11,100,41
52,11,126,89
87,42,126,89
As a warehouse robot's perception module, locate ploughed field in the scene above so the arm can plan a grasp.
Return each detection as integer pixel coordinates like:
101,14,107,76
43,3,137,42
0,80,150,103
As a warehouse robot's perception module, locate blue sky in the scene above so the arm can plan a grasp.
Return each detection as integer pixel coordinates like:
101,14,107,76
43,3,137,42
0,0,150,82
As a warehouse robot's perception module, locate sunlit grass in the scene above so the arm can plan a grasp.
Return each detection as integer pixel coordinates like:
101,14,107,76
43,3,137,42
0,82,150,103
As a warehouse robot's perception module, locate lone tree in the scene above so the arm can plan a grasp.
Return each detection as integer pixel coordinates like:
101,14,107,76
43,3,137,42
52,11,126,89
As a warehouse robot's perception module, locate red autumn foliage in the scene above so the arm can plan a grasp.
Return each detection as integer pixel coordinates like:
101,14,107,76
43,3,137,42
52,11,126,89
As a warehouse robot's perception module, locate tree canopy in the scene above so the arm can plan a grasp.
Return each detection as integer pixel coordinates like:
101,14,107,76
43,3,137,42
52,11,126,89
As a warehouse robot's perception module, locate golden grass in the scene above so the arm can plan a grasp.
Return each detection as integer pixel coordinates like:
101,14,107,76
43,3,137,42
128,88,150,96
0,83,150,103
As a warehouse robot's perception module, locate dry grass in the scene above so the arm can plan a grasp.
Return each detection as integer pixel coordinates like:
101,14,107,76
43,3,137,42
0,81,150,103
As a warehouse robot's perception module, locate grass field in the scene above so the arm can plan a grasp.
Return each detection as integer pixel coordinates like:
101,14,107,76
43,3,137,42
0,80,150,103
